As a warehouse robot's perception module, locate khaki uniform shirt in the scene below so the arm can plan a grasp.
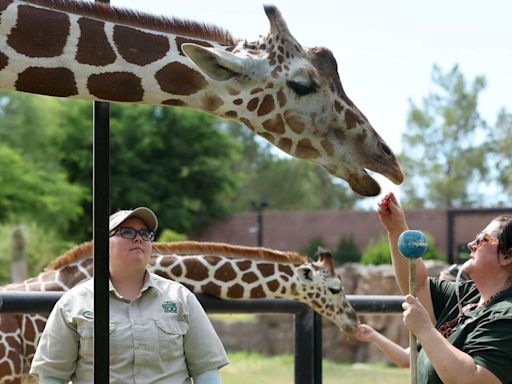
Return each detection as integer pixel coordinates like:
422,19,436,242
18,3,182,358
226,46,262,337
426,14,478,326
30,272,229,383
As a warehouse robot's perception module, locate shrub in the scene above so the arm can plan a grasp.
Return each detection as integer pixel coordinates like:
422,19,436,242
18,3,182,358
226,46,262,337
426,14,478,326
300,237,325,259
361,233,445,265
333,237,361,265
157,228,188,242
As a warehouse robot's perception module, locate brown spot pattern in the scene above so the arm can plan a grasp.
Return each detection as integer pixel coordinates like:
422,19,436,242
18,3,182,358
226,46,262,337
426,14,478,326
257,94,275,116
345,109,363,129
250,285,266,298
16,67,77,97
262,114,285,134
241,272,258,284
201,94,224,112
321,139,334,157
276,88,286,108
296,139,321,159
227,284,244,298
8,5,69,57
283,111,305,134
239,117,256,132
233,98,243,105
278,264,293,276
214,263,237,282
224,110,237,118
170,264,182,277
24,319,35,341
257,263,275,277
334,100,343,114
156,62,207,95
76,18,116,66
184,259,209,280
277,138,292,153
113,25,169,66
226,86,240,95
88,72,143,102
0,0,12,12
236,260,252,271
259,132,275,144
162,99,187,107
175,36,213,56
250,87,263,95
267,280,280,292
202,282,221,297
247,97,260,112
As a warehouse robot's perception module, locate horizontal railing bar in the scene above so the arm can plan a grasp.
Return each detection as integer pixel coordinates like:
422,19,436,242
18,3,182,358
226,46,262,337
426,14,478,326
0,292,404,314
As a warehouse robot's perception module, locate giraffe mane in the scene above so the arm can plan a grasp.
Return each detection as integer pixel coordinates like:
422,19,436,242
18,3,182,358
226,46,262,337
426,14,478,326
153,241,307,264
44,240,307,271
45,241,93,271
22,0,239,46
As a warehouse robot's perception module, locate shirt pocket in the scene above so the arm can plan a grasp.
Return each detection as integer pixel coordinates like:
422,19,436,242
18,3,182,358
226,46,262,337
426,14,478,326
155,318,188,360
109,321,117,358
76,319,94,360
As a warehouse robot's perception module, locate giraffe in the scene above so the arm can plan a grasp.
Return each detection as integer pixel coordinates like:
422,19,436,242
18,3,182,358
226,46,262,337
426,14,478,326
0,241,358,383
0,0,403,196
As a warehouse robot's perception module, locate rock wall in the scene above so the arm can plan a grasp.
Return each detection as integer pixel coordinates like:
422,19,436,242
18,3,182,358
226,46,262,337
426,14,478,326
210,261,448,363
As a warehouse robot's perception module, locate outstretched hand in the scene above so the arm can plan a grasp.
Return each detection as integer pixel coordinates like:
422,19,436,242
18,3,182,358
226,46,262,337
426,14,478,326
354,324,377,342
377,192,408,234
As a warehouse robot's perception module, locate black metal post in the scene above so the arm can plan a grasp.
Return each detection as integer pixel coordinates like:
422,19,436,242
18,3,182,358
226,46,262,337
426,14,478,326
251,201,268,247
93,99,109,384
294,308,316,384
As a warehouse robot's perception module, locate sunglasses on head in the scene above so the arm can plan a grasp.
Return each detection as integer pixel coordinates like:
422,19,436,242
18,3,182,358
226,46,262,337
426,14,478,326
472,232,498,249
109,227,155,242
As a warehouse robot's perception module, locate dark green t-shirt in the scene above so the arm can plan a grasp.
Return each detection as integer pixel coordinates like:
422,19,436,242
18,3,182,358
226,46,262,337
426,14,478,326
417,278,512,383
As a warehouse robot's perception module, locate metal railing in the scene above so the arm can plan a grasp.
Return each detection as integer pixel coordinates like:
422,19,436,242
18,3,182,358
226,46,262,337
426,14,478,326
0,292,403,384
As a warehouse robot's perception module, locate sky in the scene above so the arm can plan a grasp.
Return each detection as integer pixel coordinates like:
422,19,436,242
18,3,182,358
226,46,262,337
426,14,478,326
111,0,511,205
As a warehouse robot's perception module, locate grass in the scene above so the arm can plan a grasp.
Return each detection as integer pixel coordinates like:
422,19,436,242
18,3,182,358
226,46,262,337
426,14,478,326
221,351,409,384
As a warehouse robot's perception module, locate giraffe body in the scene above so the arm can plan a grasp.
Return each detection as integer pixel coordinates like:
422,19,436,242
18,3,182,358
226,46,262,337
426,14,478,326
0,0,403,195
0,241,358,383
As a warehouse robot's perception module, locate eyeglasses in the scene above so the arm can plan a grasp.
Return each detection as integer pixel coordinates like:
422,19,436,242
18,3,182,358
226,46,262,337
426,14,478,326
472,232,498,249
109,227,155,242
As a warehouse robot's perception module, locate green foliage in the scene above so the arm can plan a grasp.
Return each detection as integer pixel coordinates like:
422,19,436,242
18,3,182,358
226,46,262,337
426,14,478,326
334,237,361,265
361,233,445,265
157,229,188,242
0,222,74,284
0,144,86,232
491,109,512,201
400,64,492,208
224,125,360,212
300,237,325,259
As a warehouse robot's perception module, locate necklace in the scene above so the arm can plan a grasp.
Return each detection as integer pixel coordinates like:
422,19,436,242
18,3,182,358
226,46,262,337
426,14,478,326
438,288,507,338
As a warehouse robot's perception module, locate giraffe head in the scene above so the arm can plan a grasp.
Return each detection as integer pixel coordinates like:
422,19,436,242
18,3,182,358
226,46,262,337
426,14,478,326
181,5,403,196
295,247,358,333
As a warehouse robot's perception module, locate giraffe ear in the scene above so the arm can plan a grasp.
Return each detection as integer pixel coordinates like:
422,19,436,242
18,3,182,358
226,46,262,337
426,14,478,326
182,43,247,81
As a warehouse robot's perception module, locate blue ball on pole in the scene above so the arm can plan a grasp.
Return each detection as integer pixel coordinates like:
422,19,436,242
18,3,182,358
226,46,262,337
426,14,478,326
398,230,427,259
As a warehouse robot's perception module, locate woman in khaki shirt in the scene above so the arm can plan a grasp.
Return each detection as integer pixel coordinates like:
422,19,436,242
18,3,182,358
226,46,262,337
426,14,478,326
30,207,229,384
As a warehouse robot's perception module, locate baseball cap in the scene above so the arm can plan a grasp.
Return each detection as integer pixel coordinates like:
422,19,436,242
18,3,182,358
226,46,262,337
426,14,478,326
109,207,158,232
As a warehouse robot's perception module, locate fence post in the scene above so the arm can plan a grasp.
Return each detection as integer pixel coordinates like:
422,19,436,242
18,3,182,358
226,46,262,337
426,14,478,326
294,308,320,384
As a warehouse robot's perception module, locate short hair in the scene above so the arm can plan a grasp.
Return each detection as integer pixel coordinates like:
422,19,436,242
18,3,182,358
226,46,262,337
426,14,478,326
495,215,512,258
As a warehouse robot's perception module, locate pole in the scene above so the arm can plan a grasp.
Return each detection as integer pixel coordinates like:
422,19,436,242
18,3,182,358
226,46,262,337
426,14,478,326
409,259,417,384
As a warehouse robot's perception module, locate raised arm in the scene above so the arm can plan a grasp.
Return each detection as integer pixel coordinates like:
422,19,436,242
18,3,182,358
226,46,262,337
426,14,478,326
377,192,434,323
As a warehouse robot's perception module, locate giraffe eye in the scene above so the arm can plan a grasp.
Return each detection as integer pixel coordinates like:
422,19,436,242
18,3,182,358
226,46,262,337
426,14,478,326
328,287,341,294
287,80,318,96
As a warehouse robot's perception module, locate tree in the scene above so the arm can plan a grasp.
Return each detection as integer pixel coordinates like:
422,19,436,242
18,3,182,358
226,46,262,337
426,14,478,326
55,103,243,240
490,109,512,203
0,144,85,231
400,65,491,208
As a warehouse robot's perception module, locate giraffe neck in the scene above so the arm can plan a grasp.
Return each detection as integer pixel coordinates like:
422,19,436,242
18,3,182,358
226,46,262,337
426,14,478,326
151,254,302,300
0,0,235,113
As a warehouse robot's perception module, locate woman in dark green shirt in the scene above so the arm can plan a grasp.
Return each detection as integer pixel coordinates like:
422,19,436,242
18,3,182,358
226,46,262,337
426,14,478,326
378,192,512,384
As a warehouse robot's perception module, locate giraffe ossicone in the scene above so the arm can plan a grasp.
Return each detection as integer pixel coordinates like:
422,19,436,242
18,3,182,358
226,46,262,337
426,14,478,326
0,241,359,383
0,0,403,195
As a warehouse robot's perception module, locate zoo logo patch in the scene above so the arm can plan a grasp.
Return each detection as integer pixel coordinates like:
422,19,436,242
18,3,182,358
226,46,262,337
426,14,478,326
161,301,177,313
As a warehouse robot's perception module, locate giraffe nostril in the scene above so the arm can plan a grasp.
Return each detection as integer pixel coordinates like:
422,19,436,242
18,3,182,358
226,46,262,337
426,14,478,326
381,143,392,156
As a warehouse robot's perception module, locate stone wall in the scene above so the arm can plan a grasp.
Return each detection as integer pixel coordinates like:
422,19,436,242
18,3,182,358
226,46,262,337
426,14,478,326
210,261,448,363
